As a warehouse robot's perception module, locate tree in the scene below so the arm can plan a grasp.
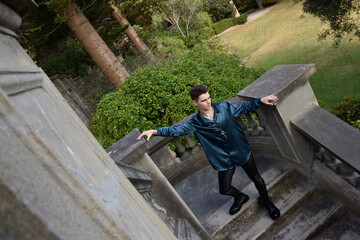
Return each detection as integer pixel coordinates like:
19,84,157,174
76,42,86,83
300,0,360,44
60,1,129,87
109,1,156,61
161,0,204,38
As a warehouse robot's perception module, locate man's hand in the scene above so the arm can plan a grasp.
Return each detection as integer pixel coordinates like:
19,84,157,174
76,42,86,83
137,130,157,141
261,95,278,106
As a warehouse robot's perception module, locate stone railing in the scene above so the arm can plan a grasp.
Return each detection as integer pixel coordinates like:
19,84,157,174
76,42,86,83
291,103,360,188
146,97,280,185
237,64,360,216
145,63,360,217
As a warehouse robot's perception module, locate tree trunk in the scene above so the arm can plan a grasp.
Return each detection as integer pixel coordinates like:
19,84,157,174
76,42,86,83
109,2,156,62
256,0,264,9
61,1,129,88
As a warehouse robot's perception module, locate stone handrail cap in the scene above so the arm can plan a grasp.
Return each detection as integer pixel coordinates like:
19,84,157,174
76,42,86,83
237,64,316,101
106,128,149,165
291,103,360,173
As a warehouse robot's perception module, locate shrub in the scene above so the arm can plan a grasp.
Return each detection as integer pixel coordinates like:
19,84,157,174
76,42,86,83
204,0,236,22
146,33,188,58
212,18,235,34
233,0,258,14
330,96,360,130
263,0,278,7
38,49,93,77
89,43,263,148
234,14,248,25
212,14,248,34
202,26,216,38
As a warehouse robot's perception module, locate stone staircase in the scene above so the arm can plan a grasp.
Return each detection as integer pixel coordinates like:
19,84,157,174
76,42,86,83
174,155,360,240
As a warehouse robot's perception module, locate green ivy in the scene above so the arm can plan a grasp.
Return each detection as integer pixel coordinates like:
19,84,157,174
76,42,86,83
89,43,263,148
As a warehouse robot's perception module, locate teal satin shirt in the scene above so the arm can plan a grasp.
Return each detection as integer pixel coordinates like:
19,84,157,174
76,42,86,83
157,98,263,171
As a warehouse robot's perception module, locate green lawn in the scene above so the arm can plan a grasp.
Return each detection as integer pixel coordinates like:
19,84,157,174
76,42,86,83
219,0,360,108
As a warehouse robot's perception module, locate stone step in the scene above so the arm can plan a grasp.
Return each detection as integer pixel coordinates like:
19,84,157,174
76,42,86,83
222,175,317,240
316,213,360,240
259,194,345,240
174,155,285,226
203,163,295,237
175,218,202,240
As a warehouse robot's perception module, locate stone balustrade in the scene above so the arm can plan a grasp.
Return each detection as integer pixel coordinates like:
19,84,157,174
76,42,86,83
146,63,360,216
238,64,360,216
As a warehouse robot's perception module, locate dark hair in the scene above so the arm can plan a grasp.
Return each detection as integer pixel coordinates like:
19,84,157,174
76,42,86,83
189,85,208,100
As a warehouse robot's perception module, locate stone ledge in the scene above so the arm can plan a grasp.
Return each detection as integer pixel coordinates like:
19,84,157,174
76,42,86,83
107,128,149,165
237,64,316,101
291,104,360,173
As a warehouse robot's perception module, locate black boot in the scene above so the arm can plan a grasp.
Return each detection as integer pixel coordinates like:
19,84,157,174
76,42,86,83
264,199,280,220
229,194,249,215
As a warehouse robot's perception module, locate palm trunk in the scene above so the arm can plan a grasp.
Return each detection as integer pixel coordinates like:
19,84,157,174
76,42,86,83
109,2,156,62
61,1,129,88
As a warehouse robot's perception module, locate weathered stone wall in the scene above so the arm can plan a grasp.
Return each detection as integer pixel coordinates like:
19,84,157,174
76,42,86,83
0,1,176,239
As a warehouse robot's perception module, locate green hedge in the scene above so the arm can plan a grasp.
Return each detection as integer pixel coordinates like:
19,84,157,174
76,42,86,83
330,96,360,130
89,43,262,148
212,14,248,34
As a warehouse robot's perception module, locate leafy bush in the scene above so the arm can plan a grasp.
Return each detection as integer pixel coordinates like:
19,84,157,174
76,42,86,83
212,14,248,34
263,0,278,7
213,18,234,34
233,0,258,14
204,0,236,22
202,26,216,38
233,14,248,25
330,96,360,130
89,43,263,148
146,33,188,58
38,49,93,77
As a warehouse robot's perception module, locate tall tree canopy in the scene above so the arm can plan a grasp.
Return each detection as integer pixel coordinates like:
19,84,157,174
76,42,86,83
301,0,360,44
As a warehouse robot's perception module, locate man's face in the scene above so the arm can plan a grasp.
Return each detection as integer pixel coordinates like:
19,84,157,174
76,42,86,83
193,92,212,111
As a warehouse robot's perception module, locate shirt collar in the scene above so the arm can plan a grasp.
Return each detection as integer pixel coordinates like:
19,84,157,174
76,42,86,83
194,103,221,126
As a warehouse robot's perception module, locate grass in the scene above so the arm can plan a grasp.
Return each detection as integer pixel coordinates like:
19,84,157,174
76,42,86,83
219,0,360,108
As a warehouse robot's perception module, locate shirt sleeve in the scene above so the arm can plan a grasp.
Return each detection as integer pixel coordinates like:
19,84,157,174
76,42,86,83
157,120,196,137
229,98,263,117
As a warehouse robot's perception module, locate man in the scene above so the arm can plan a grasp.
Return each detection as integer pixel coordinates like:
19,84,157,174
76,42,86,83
137,85,280,219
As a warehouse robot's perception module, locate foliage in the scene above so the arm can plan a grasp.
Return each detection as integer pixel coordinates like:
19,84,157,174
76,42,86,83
204,0,236,22
212,14,248,34
219,0,360,107
38,49,93,77
330,96,360,130
119,0,159,26
158,0,204,38
263,0,278,6
146,32,188,58
233,0,259,13
73,67,116,111
89,43,262,148
300,0,360,44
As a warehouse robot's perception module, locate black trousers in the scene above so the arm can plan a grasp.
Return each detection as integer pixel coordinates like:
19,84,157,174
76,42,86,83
218,155,270,202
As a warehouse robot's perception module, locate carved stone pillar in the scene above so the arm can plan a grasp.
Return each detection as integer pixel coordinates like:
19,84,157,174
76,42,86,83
238,64,318,177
